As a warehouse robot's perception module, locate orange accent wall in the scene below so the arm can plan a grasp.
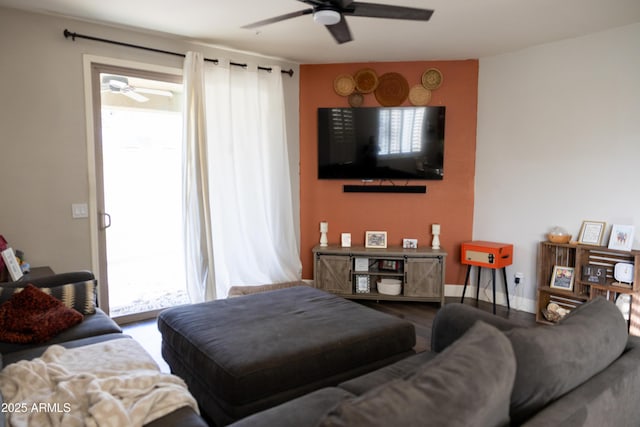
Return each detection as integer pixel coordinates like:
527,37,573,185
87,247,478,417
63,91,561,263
299,60,479,285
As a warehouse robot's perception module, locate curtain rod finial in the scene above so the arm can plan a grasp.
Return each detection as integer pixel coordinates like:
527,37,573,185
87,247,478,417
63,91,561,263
64,29,76,41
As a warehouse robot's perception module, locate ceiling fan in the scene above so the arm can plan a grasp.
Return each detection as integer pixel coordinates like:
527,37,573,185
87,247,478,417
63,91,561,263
242,0,434,44
101,75,174,103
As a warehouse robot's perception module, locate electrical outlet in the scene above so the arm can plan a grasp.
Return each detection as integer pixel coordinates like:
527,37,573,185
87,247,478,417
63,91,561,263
515,272,524,285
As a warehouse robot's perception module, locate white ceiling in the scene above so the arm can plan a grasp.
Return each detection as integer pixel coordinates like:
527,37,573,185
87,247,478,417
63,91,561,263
2,0,640,64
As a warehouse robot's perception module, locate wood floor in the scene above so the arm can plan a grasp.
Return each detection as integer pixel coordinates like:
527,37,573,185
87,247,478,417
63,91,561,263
123,297,536,371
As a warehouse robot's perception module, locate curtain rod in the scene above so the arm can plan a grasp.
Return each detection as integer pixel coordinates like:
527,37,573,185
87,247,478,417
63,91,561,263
63,29,294,77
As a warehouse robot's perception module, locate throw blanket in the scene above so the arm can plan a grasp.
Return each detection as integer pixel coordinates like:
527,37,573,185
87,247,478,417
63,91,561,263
0,339,198,427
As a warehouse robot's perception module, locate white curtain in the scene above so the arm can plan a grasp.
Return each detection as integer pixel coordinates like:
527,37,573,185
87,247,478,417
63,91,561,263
183,53,302,300
182,52,217,303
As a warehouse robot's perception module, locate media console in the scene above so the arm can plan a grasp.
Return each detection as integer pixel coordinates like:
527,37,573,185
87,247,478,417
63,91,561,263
312,245,446,305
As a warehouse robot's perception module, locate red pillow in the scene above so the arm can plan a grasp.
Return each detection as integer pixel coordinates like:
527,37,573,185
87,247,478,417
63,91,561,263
0,284,83,344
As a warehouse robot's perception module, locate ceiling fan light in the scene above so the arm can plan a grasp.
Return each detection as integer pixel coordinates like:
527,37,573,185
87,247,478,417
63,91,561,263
314,9,341,26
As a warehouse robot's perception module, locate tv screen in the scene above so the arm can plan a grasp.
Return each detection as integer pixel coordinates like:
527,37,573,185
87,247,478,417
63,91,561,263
318,106,445,180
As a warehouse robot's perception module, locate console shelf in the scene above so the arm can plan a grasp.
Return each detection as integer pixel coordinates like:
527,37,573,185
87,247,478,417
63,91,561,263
312,245,446,305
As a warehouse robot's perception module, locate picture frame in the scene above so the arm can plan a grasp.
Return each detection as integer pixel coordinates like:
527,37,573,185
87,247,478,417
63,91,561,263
354,257,369,272
341,233,351,248
550,266,575,291
403,238,418,249
608,224,635,251
379,260,399,271
1,247,23,281
578,220,606,245
365,231,387,248
355,275,370,293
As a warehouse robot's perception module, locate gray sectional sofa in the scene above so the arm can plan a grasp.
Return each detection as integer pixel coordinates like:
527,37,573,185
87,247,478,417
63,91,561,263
230,297,640,427
0,271,207,427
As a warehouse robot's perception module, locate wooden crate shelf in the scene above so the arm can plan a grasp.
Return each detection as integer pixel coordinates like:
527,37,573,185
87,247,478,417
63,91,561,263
536,241,640,335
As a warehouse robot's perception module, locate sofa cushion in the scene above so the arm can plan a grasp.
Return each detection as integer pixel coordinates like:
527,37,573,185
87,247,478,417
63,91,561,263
319,321,516,427
0,308,121,355
0,284,83,344
230,387,355,427
339,352,436,395
506,297,628,424
1,333,128,366
431,302,520,352
0,279,97,314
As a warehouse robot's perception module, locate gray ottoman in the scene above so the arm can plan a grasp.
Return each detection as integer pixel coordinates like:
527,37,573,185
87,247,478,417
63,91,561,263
158,286,416,426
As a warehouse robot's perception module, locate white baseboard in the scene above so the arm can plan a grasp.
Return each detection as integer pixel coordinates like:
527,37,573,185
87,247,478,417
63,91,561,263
445,284,536,314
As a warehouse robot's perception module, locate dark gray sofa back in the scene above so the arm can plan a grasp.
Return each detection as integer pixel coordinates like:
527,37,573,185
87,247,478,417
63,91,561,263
432,299,632,426
522,336,640,427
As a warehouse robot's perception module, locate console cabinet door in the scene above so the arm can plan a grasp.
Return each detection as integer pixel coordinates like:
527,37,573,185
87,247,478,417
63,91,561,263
404,257,442,297
315,255,351,295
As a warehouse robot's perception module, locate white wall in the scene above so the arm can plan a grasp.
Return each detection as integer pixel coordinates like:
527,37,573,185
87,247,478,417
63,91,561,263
0,7,300,273
475,23,640,311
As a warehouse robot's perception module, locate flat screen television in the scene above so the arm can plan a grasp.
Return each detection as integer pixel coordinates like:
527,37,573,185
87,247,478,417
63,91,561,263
317,106,445,180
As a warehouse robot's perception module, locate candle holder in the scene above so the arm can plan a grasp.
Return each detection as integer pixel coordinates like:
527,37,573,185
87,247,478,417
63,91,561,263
320,221,329,247
431,224,441,250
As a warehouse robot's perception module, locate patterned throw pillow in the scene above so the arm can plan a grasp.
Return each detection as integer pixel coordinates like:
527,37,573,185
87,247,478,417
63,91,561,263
0,279,97,314
0,284,83,344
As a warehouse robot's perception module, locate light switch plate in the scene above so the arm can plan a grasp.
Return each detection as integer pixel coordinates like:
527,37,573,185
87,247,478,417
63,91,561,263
72,203,89,219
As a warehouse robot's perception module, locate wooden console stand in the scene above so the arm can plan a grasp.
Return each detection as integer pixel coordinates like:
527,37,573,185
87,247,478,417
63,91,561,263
312,245,446,305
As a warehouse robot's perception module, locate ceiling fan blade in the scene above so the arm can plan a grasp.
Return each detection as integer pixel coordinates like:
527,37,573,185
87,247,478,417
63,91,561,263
346,2,433,21
136,87,174,98
336,0,354,7
242,9,313,29
297,0,353,6
325,16,352,44
121,89,149,103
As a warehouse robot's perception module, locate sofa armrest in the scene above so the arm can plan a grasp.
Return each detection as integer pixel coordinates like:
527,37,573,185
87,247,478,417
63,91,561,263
143,406,209,427
431,303,519,352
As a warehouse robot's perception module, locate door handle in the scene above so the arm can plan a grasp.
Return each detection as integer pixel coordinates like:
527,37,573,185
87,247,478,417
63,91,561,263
101,212,112,230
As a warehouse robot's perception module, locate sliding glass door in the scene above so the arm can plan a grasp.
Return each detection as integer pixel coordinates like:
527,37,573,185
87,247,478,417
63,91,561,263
90,63,187,323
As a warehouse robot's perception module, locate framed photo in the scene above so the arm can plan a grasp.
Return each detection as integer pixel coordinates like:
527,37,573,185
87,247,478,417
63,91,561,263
365,231,387,248
379,260,399,271
550,266,575,291
578,220,606,245
1,247,23,281
403,238,418,249
341,233,351,248
355,275,370,293
608,224,635,251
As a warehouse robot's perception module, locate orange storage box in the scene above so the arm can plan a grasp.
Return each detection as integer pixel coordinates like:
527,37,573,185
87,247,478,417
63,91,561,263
461,241,513,269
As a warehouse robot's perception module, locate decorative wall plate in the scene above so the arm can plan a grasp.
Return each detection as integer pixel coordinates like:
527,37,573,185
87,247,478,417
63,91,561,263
408,85,432,106
354,68,379,93
334,74,355,96
348,92,364,107
374,72,409,106
422,68,443,90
